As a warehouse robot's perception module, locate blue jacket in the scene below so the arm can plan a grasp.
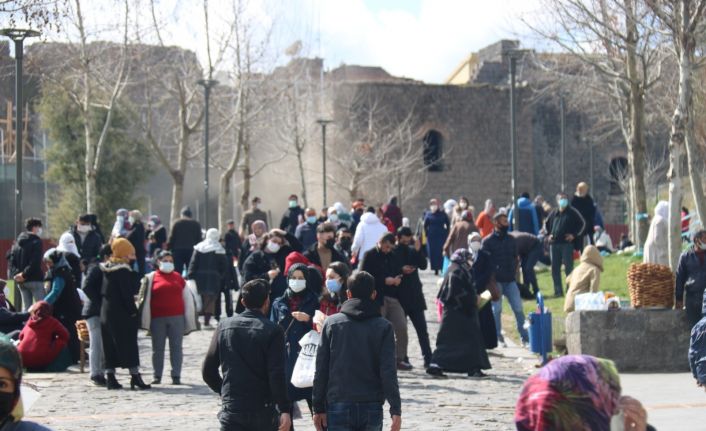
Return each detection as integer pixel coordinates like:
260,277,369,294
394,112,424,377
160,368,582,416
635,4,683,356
508,198,540,235
690,304,706,384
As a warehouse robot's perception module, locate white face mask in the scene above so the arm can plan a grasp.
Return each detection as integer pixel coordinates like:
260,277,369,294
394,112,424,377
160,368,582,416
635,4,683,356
35,228,43,237
159,262,174,273
266,241,281,253
289,279,307,293
77,224,92,233
128,216,135,225
469,241,481,253
459,202,468,209
430,205,439,212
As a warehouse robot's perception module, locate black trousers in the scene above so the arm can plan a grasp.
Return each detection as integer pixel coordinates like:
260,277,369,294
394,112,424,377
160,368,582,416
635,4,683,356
172,248,194,275
219,407,278,431
406,309,432,365
686,285,706,328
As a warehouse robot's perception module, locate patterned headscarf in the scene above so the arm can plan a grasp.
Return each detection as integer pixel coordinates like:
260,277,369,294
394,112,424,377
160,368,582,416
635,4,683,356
450,248,473,265
515,355,621,431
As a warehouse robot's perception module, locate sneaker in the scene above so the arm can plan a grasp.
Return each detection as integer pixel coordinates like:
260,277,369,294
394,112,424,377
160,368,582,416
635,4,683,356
397,361,413,371
425,365,446,378
468,370,489,378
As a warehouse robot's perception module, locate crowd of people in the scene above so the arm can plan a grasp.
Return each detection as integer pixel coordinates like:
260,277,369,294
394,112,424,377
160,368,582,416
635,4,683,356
0,185,682,431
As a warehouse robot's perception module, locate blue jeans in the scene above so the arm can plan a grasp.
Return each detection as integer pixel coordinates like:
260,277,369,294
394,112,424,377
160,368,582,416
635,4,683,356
327,402,383,431
550,243,574,295
491,282,529,343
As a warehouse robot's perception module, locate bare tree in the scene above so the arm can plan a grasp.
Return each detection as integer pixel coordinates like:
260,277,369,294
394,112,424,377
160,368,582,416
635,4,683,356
646,0,706,269
0,0,68,31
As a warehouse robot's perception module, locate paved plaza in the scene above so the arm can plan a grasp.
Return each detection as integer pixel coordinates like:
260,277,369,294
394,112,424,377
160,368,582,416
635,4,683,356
20,271,706,430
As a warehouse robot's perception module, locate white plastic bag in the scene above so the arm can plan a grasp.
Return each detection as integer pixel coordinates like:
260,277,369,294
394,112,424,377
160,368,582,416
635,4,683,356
186,279,202,313
291,330,320,388
574,292,606,311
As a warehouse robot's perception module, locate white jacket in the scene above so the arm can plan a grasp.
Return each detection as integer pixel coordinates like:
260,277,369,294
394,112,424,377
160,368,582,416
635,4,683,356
352,212,389,259
643,201,669,266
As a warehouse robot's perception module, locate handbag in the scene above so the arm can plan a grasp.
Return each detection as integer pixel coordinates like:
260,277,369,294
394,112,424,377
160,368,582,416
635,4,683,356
186,280,202,312
291,330,320,388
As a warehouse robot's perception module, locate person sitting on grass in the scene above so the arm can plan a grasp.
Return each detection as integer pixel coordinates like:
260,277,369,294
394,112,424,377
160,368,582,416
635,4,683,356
563,245,604,313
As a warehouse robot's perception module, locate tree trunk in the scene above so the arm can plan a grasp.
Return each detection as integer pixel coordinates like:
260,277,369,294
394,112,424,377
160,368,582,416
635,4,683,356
218,173,232,232
296,142,308,208
240,146,251,215
170,173,184,226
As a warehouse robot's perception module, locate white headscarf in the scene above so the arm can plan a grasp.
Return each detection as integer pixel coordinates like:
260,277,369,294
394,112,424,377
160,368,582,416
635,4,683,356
194,228,225,254
444,199,457,217
57,232,80,257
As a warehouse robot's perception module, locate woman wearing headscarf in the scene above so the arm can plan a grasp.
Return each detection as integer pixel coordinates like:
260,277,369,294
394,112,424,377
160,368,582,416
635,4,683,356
271,263,319,419
443,210,478,257
146,215,167,258
56,232,82,289
100,238,150,390
643,201,670,266
424,198,450,275
111,208,130,240
138,250,197,385
382,196,403,231
18,301,71,372
468,232,498,350
126,210,146,277
42,248,82,364
238,220,267,271
242,230,294,302
515,355,652,431
187,228,228,328
0,338,53,430
426,248,491,378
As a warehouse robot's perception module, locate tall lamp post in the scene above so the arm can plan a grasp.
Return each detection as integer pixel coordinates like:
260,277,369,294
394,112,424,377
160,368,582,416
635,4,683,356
197,78,218,228
317,119,333,208
1,28,40,237
507,49,527,204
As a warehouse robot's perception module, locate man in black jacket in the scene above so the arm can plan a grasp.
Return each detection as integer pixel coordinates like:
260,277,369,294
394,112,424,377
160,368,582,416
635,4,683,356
313,271,401,431
359,233,410,370
279,194,304,236
304,222,346,271
202,279,291,431
71,214,103,262
7,218,44,312
571,182,596,248
510,231,542,299
545,192,586,297
223,220,242,261
167,206,203,274
393,227,432,368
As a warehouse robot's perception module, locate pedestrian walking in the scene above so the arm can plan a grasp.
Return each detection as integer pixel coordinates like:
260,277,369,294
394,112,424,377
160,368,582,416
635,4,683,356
126,210,147,277
280,194,305,236
320,261,350,316
71,214,103,262
7,217,44,311
240,197,268,237
427,248,491,378
359,233,410,371
138,250,197,385
223,219,242,262
202,279,292,431
313,271,402,431
443,210,478,258
571,182,597,248
271,263,319,420
382,196,403,231
295,208,320,251
423,199,450,275
508,193,540,235
676,230,706,327
352,207,390,265
99,238,150,390
187,229,229,328
304,222,347,272
545,192,586,297
481,213,529,347
643,201,669,266
393,227,432,368
81,244,112,386
167,206,203,274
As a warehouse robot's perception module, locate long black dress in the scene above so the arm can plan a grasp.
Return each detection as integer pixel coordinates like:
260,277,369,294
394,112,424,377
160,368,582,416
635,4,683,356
431,261,491,373
471,250,499,350
100,261,140,370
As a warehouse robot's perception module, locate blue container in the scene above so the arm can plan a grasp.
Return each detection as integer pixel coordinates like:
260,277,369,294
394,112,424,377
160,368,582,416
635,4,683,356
528,311,552,354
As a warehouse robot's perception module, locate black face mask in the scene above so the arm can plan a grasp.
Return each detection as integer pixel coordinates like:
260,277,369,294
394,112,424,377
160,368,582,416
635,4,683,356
325,238,335,249
0,392,16,421
339,238,352,251
498,225,509,235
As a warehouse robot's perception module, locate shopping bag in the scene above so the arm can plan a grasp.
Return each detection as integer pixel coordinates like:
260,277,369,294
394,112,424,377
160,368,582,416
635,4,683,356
186,279,202,313
291,330,320,388
574,292,605,311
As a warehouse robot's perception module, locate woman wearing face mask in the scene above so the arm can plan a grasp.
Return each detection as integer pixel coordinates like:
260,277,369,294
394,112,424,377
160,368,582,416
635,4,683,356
238,220,268,272
138,250,197,385
187,229,229,328
468,233,499,350
0,338,53,430
320,261,350,316
56,232,83,290
111,208,130,240
242,230,293,302
424,198,450,275
271,263,319,421
443,210,478,258
451,196,472,225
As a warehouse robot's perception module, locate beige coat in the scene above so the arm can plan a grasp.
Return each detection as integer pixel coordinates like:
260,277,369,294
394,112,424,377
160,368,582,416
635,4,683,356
564,245,604,313
138,272,199,334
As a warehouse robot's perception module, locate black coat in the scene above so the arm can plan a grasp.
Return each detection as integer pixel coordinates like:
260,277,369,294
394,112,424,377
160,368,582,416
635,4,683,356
280,206,304,236
224,229,242,259
7,232,43,281
127,222,146,276
188,250,229,296
242,247,292,301
168,218,203,250
63,252,83,291
571,194,596,236
71,227,103,262
303,243,347,270
481,231,518,283
392,244,428,313
81,262,103,318
359,247,402,308
100,262,140,369
0,308,28,335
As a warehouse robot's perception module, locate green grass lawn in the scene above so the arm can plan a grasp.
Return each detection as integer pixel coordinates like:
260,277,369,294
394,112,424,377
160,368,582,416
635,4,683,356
501,253,642,345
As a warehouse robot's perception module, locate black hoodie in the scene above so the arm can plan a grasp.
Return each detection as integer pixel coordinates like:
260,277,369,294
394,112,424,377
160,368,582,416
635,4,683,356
7,232,43,282
313,298,401,416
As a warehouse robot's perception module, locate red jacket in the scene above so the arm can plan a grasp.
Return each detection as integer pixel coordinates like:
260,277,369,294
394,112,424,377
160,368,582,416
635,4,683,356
18,316,69,368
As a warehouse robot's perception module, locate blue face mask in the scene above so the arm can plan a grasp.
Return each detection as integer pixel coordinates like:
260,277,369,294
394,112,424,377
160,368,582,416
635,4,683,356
307,216,317,224
326,278,342,294
289,200,297,208
558,198,569,209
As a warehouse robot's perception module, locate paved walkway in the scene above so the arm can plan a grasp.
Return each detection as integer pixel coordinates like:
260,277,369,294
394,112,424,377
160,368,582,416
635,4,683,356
23,270,539,430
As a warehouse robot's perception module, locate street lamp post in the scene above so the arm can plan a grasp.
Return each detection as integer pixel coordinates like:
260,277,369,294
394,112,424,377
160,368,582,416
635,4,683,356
560,95,566,193
1,28,40,237
317,119,333,208
197,78,218,228
507,49,527,204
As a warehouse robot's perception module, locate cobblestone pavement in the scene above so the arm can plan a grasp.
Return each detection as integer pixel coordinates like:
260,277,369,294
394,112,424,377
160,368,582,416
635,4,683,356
24,270,538,430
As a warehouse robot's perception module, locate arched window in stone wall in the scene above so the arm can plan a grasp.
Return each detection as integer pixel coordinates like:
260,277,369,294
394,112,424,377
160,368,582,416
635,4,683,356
609,157,628,195
423,130,443,172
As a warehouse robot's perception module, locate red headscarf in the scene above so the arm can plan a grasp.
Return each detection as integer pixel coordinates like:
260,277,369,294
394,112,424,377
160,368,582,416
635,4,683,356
31,301,53,321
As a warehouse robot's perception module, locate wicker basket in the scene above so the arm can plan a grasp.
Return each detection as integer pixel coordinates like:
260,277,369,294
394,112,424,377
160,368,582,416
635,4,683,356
75,320,90,342
627,263,675,308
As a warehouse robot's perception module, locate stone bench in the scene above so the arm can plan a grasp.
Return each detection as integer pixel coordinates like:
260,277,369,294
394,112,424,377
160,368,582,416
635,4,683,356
565,309,691,372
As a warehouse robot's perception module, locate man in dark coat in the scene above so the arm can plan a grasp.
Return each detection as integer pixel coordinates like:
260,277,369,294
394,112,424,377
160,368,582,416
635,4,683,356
334,227,354,264
295,207,319,251
167,206,203,274
223,220,242,261
279,194,304,236
676,230,706,327
71,214,103,262
545,192,586,297
571,182,596,248
393,227,432,368
7,218,44,312
126,210,147,277
239,197,268,238
382,196,403,231
303,222,346,271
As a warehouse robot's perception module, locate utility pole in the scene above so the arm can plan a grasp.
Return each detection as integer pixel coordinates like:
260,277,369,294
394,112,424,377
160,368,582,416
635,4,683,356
197,78,218,228
316,119,333,207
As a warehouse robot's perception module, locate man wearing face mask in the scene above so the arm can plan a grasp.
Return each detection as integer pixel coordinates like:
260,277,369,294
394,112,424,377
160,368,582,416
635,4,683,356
304,222,347,272
8,218,45,312
240,197,268,238
295,207,319,250
481,212,529,347
676,230,706,327
71,214,103,262
279,194,304,236
334,227,353,264
545,192,586,298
